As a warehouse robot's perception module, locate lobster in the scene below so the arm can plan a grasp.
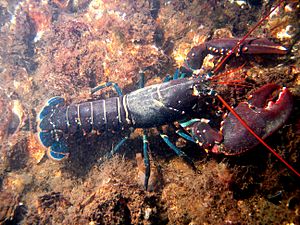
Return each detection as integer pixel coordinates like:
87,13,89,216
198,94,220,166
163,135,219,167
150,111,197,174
37,35,299,189
37,1,300,188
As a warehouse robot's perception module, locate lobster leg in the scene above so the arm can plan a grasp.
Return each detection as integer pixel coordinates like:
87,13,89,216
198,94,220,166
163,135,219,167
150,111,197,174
111,137,129,155
175,129,196,143
91,81,123,96
143,134,151,191
164,68,187,82
139,71,145,88
172,69,179,80
160,133,196,170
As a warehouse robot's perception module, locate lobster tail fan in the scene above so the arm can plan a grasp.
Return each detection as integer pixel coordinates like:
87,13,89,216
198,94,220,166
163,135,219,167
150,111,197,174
39,96,65,120
47,139,69,161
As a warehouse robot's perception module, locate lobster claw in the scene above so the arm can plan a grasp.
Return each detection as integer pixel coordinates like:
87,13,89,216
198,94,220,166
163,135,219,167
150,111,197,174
186,38,287,70
213,84,293,155
180,119,223,152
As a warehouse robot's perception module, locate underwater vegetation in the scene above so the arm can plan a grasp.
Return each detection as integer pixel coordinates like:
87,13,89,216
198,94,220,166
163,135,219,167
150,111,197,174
0,0,299,224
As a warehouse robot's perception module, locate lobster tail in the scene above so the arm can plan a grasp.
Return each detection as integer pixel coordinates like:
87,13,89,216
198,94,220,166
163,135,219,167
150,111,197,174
38,96,69,161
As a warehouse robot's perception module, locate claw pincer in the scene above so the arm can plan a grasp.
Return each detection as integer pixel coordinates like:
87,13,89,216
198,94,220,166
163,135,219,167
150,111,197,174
214,84,293,155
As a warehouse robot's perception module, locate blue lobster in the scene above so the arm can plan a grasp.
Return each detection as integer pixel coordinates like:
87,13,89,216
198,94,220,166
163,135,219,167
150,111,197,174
37,38,296,189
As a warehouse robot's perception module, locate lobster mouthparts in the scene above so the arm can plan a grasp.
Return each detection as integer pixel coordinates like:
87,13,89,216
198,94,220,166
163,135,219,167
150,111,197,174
213,84,293,155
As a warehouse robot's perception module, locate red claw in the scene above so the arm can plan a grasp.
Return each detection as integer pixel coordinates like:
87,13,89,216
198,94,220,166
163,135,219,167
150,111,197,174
213,84,293,155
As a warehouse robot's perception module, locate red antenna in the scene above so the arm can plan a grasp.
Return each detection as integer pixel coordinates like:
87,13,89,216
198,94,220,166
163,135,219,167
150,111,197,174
214,0,300,177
